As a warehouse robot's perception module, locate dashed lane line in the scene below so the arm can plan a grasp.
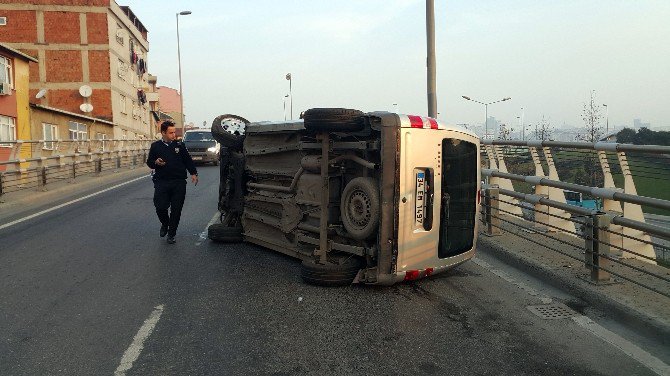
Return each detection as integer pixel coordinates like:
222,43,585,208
0,175,148,232
114,304,165,376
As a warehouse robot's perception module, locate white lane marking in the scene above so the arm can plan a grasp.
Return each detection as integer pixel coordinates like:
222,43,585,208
0,175,148,231
572,315,670,376
472,256,553,303
114,304,165,376
196,212,221,246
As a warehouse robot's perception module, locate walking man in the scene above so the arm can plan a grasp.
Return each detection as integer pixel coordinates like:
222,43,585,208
147,121,199,244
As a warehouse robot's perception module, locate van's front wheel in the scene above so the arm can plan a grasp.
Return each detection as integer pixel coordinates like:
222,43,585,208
300,257,363,286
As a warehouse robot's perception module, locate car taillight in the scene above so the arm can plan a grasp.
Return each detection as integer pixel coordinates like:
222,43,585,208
408,115,439,129
404,270,420,281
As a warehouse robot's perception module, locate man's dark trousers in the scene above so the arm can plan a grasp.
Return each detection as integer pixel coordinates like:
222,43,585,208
153,179,187,237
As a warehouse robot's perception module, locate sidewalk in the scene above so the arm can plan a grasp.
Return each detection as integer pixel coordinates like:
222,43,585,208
477,219,670,342
0,166,150,224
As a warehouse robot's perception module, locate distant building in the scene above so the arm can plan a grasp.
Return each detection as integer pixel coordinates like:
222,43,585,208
0,0,154,139
157,86,187,136
633,118,651,129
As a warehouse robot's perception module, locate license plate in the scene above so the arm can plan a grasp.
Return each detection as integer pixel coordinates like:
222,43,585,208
192,156,202,161
415,171,425,225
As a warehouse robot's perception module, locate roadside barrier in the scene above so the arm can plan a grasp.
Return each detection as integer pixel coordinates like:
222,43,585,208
0,139,150,196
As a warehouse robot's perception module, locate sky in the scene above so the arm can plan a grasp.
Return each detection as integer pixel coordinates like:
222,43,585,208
123,0,670,131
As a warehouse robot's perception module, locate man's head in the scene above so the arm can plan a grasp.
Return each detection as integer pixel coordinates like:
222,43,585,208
160,121,177,142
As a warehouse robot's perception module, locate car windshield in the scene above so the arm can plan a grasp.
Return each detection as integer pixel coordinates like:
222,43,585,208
184,131,214,141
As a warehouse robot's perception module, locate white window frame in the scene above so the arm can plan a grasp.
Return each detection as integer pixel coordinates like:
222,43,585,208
0,115,16,146
120,94,127,114
42,122,58,150
0,55,13,88
68,121,88,140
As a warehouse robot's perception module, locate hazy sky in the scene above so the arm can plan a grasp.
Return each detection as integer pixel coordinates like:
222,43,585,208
124,0,670,130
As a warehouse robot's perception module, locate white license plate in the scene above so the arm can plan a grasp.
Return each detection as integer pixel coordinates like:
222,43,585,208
192,156,203,161
415,171,425,225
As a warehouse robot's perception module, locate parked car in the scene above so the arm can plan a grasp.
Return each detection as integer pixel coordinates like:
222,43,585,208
209,108,481,286
183,130,220,165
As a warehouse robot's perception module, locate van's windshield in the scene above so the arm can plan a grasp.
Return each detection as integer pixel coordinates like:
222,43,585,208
184,131,214,141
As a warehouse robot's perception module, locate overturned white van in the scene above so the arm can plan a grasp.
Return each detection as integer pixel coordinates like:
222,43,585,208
209,108,480,286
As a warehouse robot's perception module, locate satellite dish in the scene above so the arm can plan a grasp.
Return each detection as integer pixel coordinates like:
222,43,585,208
35,88,47,99
79,85,92,98
80,103,93,113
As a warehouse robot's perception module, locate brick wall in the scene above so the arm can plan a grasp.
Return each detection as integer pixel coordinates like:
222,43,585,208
44,11,81,44
0,10,37,43
45,50,82,82
90,89,111,120
1,0,110,6
86,12,108,44
48,89,80,114
88,50,109,82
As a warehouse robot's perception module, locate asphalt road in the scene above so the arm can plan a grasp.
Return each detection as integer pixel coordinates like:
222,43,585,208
0,165,661,375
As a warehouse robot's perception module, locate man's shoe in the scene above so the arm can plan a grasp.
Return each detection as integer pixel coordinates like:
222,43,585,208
167,235,176,244
160,224,168,237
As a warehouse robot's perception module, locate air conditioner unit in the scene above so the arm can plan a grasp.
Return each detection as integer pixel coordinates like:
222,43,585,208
0,82,11,95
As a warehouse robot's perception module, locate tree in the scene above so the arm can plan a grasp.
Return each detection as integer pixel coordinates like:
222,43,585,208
534,115,553,141
498,123,513,140
616,128,636,144
579,90,603,142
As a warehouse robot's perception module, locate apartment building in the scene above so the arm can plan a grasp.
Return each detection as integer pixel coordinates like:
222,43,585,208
0,0,156,140
0,43,37,167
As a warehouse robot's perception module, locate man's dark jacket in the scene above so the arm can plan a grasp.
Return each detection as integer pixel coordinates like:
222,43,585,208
146,140,197,180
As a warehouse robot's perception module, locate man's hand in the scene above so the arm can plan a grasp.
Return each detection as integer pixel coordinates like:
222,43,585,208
155,158,166,166
191,175,199,186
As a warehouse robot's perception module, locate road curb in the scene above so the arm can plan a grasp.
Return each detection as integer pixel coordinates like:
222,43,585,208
478,236,670,344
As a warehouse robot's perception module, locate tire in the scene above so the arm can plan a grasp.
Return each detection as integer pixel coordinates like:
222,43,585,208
211,114,248,151
208,223,243,243
303,108,365,132
300,257,363,286
340,177,380,240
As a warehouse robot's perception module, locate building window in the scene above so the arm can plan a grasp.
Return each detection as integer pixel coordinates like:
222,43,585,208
116,24,125,45
68,121,88,140
0,55,12,88
0,115,16,146
42,123,58,150
117,58,127,80
120,94,127,114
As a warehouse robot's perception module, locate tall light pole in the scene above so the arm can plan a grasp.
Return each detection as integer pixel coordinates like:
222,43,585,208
602,103,609,134
520,107,525,140
461,96,511,138
285,73,292,120
426,0,437,118
283,94,289,120
176,10,191,137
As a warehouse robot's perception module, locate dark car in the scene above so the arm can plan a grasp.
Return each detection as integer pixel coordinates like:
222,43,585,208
183,130,220,165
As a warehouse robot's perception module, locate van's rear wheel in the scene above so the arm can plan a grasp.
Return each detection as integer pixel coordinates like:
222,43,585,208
303,108,365,132
208,223,243,243
340,177,380,240
300,257,363,286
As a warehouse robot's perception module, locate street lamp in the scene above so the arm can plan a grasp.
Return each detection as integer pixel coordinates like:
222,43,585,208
283,94,289,121
461,95,511,138
176,10,191,137
602,103,609,134
285,73,292,120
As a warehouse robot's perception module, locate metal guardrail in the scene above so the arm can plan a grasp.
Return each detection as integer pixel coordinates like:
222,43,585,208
479,140,670,298
0,139,150,196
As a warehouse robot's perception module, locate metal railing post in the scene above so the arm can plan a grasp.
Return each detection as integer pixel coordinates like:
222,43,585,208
0,172,4,196
71,160,76,182
484,186,502,236
586,212,612,282
37,166,47,191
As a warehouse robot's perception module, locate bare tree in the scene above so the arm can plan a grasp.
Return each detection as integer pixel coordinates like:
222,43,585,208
579,90,603,142
534,115,553,141
498,123,513,140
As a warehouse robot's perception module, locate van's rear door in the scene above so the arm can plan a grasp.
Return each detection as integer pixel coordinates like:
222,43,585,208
396,116,480,274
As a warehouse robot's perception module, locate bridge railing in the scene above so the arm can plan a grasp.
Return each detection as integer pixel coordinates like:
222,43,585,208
0,139,151,196
479,140,670,298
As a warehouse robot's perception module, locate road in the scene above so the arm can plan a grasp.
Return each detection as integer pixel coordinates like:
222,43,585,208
0,165,664,375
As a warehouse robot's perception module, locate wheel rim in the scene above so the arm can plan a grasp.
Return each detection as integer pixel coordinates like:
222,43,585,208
347,189,372,229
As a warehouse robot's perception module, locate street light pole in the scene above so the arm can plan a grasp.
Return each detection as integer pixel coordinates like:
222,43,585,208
603,103,609,134
176,10,191,137
426,0,437,118
461,95,511,139
286,73,292,120
283,94,289,121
